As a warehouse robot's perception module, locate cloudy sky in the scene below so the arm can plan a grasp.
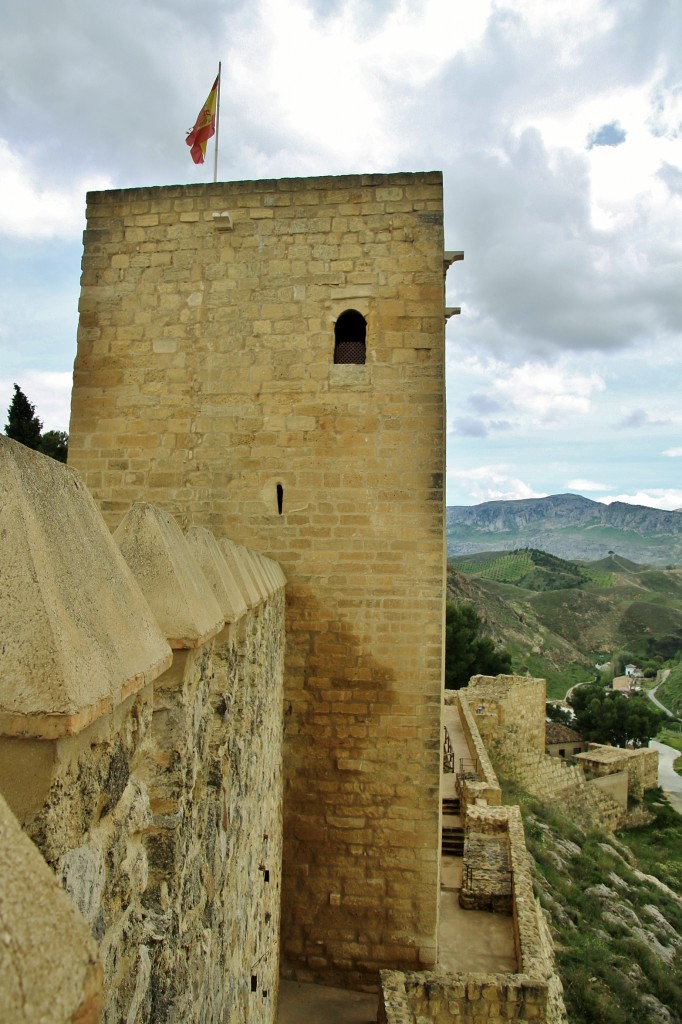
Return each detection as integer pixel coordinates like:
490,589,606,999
1,0,681,509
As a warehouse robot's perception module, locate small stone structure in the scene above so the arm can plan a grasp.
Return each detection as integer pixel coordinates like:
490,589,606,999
576,743,658,800
379,971,551,1024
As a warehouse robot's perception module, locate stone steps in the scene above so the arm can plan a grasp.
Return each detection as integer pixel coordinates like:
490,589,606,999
442,825,464,856
442,796,463,856
442,796,460,816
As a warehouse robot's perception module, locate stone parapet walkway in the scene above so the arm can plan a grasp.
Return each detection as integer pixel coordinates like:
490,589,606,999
439,698,516,975
277,980,378,1023
277,698,518,1021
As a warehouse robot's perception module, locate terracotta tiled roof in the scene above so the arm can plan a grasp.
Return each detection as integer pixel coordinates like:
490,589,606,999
545,722,584,744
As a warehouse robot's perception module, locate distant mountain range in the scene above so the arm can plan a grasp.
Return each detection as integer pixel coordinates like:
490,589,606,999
446,493,682,566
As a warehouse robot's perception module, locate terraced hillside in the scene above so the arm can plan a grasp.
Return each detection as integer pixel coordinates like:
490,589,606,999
447,549,682,698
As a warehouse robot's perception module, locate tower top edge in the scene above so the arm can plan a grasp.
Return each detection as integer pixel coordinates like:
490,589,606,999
85,170,443,204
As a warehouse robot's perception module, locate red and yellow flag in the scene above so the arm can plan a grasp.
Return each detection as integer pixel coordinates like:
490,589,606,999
186,75,219,164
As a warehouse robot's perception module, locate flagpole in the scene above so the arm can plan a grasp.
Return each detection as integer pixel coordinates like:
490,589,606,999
213,62,222,183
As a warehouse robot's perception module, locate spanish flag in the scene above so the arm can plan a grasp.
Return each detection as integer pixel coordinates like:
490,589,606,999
186,74,219,164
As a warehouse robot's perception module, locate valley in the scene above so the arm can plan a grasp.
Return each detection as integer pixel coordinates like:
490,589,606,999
447,548,682,700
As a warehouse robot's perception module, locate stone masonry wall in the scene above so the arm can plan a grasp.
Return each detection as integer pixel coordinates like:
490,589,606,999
0,790,102,1024
454,692,501,816
377,685,567,1024
379,970,549,1023
0,437,286,1024
464,675,547,771
68,172,449,984
576,745,658,800
461,674,658,830
135,609,284,1023
459,806,512,913
8,608,284,1024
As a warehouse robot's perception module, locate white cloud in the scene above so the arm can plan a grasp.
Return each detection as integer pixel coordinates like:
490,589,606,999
0,0,681,513
483,360,606,425
596,490,682,511
228,0,495,172
663,447,682,457
448,465,546,504
0,140,111,240
566,478,610,491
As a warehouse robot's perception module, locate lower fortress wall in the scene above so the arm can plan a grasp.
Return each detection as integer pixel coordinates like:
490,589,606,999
461,675,657,830
378,677,661,1024
0,436,285,1024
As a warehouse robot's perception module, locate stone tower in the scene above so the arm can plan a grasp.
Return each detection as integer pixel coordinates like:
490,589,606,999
69,171,452,986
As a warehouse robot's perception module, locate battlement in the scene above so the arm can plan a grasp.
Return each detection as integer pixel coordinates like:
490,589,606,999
0,436,285,1022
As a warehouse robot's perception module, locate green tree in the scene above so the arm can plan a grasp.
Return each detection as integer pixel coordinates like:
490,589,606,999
5,383,42,448
546,702,574,726
4,384,68,463
445,602,512,690
39,429,69,464
568,682,661,748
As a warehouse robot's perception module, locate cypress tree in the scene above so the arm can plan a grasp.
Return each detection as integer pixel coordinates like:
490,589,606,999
4,384,43,449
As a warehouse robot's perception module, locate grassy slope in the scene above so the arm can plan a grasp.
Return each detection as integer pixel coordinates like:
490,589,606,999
658,663,682,716
503,780,682,1024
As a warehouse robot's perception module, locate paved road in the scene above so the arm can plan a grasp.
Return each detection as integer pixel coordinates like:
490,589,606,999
649,740,682,816
647,671,674,717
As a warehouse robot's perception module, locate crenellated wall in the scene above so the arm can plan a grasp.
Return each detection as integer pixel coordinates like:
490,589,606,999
0,436,285,1024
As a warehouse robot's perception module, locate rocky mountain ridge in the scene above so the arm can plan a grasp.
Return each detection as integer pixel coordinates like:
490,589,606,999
447,493,682,565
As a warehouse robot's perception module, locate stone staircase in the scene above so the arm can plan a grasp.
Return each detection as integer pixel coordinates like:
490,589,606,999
441,796,464,856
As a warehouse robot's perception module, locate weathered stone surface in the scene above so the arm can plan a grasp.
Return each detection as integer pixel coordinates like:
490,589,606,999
184,524,248,623
0,437,171,737
0,790,103,1024
114,503,224,648
4,585,285,1024
220,538,262,609
380,969,550,1023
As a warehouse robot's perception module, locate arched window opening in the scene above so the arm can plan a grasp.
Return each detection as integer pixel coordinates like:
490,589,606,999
333,309,367,365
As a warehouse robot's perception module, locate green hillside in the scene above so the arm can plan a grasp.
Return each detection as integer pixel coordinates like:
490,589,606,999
451,548,613,590
657,662,682,717
448,548,682,699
